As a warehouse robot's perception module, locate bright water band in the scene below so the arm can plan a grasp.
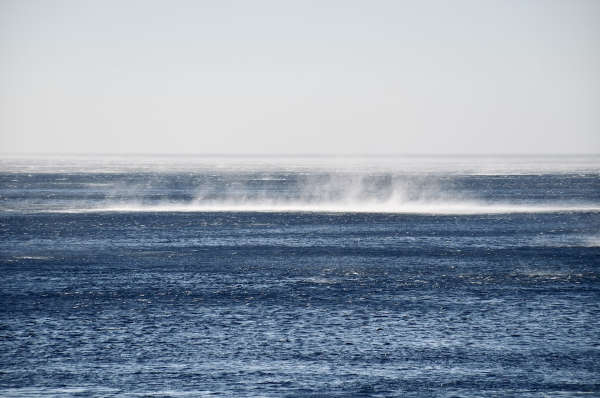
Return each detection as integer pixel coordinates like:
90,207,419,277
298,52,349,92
1,156,599,397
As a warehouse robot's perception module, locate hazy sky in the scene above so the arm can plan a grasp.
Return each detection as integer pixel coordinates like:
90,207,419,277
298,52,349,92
1,0,599,154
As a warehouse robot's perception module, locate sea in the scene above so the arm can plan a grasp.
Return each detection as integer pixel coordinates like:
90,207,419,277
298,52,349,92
1,155,599,397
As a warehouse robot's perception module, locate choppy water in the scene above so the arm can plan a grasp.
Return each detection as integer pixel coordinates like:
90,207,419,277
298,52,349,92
1,155,599,397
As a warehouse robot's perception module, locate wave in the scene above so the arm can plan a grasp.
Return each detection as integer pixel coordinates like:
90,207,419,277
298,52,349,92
54,200,600,215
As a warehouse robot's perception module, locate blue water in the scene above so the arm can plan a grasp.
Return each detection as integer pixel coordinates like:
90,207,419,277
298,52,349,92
1,156,599,397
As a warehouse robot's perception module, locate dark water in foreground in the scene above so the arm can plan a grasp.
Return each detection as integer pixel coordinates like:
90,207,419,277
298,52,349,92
1,157,599,397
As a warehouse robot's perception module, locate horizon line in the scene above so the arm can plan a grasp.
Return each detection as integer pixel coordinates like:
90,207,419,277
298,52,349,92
1,152,599,158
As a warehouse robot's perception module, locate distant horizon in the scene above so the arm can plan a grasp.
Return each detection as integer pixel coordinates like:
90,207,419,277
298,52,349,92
1,152,599,158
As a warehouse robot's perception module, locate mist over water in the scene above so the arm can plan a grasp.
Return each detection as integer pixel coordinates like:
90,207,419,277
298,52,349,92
1,155,599,215
88,173,599,215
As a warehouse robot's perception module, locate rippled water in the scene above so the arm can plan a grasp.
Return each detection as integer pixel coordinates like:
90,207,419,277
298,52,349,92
1,156,599,397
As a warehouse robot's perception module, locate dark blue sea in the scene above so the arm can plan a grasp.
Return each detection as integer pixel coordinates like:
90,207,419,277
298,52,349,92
1,155,599,397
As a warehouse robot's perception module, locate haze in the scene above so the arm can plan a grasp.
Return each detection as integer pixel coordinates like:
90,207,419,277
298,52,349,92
1,0,599,155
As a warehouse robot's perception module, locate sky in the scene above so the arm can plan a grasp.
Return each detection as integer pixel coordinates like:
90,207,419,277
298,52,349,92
0,0,599,155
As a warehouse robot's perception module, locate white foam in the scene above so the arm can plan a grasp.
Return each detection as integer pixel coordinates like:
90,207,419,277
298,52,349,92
54,200,600,215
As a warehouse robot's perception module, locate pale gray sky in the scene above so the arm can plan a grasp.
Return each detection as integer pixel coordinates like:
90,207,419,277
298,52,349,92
1,0,598,154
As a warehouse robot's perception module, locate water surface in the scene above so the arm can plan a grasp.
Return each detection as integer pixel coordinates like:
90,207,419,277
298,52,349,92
1,155,599,397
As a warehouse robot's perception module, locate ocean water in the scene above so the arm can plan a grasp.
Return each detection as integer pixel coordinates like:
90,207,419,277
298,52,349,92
1,155,599,397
